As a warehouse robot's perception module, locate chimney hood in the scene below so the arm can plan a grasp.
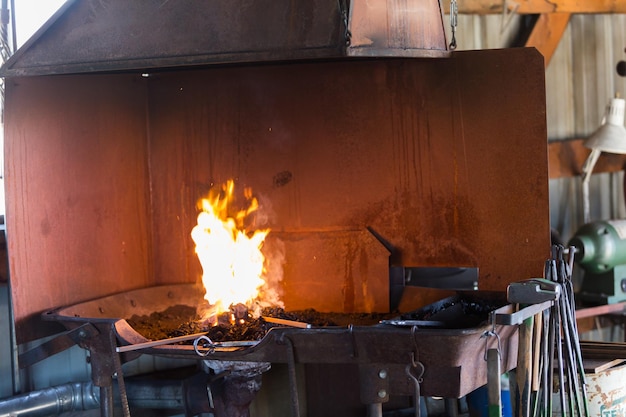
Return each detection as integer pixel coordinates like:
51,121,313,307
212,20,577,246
0,0,450,77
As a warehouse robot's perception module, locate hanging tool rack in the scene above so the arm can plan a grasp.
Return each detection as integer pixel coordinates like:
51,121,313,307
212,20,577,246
490,246,589,417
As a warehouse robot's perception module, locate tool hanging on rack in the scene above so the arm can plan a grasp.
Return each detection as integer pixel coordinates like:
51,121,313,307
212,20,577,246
492,245,589,417
505,278,557,417
539,245,589,417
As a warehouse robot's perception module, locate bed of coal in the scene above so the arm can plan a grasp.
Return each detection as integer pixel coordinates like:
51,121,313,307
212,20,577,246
126,293,504,344
127,304,397,344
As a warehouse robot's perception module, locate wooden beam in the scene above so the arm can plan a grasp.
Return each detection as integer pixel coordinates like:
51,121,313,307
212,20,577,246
443,0,626,15
548,138,626,179
525,13,571,67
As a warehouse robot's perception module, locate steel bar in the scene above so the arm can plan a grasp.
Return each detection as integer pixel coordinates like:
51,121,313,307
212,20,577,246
262,317,312,329
492,301,554,326
556,260,576,417
560,297,579,417
554,301,567,417
562,288,589,417
560,251,589,417
116,332,209,353
540,309,550,417
544,300,556,416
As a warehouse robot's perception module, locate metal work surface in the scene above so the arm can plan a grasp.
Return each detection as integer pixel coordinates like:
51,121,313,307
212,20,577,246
45,283,518,399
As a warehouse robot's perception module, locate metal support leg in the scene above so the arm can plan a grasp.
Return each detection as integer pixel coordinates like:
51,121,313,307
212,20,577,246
100,385,114,417
366,403,383,417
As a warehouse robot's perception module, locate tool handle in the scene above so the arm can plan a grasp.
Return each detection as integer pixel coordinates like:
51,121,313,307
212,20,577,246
515,315,534,417
487,348,502,417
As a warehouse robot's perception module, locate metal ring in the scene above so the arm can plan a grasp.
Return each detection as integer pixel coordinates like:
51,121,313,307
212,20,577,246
193,335,215,357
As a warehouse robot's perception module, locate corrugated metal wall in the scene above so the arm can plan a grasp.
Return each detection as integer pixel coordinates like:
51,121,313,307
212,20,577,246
548,15,626,242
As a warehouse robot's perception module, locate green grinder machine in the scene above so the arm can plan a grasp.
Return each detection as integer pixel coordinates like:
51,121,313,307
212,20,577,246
568,219,626,304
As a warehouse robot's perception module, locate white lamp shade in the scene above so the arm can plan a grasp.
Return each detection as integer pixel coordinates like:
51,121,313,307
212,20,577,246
584,97,626,154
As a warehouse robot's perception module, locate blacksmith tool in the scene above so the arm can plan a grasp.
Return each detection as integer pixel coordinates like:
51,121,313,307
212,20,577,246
493,279,559,417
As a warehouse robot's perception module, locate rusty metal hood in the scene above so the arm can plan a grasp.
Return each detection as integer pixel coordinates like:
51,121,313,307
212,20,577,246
0,0,449,77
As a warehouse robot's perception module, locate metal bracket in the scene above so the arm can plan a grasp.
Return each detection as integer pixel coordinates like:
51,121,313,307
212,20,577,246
390,266,479,311
490,300,553,326
18,323,100,368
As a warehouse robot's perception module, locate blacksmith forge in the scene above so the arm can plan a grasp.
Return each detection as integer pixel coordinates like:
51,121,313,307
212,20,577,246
0,1,550,416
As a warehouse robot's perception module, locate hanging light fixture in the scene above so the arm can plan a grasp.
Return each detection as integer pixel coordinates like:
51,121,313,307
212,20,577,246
581,95,626,223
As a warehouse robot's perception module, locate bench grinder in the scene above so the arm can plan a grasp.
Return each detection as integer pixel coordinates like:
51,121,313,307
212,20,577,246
568,219,626,304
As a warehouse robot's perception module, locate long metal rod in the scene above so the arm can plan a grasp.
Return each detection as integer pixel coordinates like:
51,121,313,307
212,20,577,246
538,310,552,417
554,301,567,417
116,332,209,353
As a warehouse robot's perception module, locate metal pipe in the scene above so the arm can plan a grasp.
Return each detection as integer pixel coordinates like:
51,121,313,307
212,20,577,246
0,379,188,417
0,382,100,417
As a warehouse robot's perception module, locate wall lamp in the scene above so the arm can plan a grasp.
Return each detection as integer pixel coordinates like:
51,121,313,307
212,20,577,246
581,96,626,224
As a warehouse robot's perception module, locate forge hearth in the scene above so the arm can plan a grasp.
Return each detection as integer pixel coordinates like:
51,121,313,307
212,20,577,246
1,2,550,417
125,295,502,344
45,283,518,400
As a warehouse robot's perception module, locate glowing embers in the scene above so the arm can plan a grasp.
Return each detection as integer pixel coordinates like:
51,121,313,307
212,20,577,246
191,180,270,321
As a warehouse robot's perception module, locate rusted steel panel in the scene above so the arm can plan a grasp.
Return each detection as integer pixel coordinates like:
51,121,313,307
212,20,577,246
4,74,152,342
274,230,390,312
147,49,549,313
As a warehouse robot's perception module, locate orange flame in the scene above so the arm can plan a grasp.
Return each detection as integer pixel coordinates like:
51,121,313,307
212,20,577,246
191,180,269,316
